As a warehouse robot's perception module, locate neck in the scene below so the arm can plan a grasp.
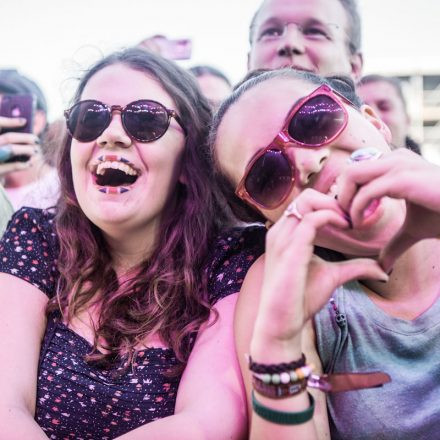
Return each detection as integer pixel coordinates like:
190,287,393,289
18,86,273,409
361,239,440,319
103,223,158,276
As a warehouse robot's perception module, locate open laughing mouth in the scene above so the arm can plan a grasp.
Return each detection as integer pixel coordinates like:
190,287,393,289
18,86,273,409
91,155,140,194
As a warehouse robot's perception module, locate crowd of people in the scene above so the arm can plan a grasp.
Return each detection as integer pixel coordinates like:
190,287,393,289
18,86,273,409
0,0,439,439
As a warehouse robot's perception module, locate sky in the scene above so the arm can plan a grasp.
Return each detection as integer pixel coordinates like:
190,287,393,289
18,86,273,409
1,0,439,121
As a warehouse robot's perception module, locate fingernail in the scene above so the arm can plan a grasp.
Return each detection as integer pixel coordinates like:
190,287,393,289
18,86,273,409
17,117,26,124
34,138,41,144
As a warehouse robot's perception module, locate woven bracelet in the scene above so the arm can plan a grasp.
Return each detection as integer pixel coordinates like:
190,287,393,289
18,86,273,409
248,353,306,374
252,391,315,425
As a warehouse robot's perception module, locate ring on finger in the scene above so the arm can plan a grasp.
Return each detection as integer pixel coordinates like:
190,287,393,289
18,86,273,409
284,200,303,221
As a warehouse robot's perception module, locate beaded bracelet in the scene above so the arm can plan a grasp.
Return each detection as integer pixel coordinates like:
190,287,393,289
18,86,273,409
252,375,307,399
252,391,315,425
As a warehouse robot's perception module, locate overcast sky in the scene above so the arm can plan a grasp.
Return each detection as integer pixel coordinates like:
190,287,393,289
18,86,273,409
1,0,439,120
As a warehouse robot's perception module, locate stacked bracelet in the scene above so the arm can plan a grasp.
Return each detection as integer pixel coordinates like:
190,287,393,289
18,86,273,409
248,354,313,399
252,391,315,425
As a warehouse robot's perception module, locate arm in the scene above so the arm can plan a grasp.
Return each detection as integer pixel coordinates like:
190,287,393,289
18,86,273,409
116,293,247,440
0,274,49,439
234,256,330,440
337,148,440,271
234,193,388,440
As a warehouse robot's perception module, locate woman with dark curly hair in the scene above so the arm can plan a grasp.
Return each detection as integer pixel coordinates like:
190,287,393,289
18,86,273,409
210,69,440,439
0,48,265,439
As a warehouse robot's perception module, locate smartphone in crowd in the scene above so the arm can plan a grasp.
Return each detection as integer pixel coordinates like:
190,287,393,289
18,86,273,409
156,38,192,60
139,35,192,60
0,94,36,163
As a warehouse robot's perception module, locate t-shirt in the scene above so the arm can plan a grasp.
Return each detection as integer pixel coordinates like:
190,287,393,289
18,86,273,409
0,207,266,439
314,281,440,440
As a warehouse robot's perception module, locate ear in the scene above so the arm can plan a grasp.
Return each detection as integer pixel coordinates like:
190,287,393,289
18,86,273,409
349,52,363,82
361,104,392,143
33,110,47,137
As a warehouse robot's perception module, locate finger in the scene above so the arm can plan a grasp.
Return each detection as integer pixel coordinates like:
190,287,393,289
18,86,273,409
285,209,350,253
378,229,418,274
0,116,26,127
347,175,404,227
0,160,32,175
337,159,393,212
332,258,389,286
8,144,39,156
0,132,39,146
295,188,348,217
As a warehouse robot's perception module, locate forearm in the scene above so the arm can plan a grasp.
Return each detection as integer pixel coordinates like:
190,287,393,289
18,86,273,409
0,406,48,440
248,332,320,440
115,412,219,440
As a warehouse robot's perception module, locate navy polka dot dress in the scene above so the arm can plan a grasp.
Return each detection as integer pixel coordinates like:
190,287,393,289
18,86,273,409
0,207,266,439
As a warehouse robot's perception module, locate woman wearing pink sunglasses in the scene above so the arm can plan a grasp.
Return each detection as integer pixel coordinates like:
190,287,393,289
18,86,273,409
210,69,440,439
0,48,266,439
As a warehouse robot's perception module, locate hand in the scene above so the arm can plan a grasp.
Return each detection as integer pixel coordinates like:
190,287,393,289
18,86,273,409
337,148,440,272
0,116,40,177
252,190,388,350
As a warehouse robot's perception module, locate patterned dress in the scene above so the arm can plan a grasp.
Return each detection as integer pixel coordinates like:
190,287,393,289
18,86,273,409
0,207,266,439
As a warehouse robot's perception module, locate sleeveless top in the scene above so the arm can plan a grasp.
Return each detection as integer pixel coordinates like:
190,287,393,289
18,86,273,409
0,207,266,439
315,281,440,440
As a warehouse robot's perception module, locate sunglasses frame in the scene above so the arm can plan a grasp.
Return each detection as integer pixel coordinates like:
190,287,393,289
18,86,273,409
64,99,187,143
235,84,353,210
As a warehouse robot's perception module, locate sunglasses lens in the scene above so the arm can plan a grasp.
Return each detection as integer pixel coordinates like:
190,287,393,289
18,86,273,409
124,101,170,141
245,149,293,209
288,95,345,145
67,101,109,142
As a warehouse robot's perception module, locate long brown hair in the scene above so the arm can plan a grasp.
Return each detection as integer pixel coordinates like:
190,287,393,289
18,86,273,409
48,48,231,370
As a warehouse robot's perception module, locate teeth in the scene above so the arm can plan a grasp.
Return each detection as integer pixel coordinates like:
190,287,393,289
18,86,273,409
96,161,138,176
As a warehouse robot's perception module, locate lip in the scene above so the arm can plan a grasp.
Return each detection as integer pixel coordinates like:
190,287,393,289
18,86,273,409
89,154,142,193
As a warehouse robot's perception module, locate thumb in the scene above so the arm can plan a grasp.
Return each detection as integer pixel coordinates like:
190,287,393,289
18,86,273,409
332,258,389,286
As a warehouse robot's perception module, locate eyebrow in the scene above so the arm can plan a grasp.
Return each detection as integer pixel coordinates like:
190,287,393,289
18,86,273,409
243,94,304,167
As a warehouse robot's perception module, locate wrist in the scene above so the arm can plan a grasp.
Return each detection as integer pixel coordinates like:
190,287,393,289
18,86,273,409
250,332,302,364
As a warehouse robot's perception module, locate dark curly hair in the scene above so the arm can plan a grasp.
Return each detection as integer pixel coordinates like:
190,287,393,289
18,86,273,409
49,47,232,371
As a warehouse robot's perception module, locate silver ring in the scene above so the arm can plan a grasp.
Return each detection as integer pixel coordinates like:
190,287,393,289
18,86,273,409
0,145,13,163
284,201,303,220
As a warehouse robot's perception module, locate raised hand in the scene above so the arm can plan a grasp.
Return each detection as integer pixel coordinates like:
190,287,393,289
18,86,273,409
252,189,388,345
337,148,440,272
0,116,40,177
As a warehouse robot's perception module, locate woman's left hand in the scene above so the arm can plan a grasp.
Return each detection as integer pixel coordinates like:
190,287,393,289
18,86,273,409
337,148,440,272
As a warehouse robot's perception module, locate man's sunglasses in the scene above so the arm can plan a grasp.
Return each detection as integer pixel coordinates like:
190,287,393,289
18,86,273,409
64,99,187,143
236,84,353,210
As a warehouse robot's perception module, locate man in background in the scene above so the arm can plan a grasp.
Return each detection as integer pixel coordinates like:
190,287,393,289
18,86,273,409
247,0,363,81
357,74,422,154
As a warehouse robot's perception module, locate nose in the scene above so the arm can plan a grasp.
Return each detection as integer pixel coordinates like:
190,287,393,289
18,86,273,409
96,112,132,149
277,23,305,57
289,146,330,186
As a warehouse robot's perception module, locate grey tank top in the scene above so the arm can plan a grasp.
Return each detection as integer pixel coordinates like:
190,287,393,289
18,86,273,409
314,281,440,440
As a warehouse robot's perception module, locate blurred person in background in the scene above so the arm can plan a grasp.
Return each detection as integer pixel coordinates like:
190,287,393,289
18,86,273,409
358,74,422,154
0,69,59,211
189,65,233,109
247,0,363,81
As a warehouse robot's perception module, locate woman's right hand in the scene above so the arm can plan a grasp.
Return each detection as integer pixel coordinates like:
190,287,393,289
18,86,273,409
250,189,388,356
0,116,40,177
